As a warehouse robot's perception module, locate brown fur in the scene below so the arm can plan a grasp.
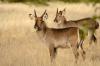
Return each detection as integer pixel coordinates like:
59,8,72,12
54,10,99,45
29,10,80,63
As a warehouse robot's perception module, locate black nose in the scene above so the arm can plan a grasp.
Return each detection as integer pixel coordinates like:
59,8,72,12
34,25,37,29
34,25,41,31
54,19,57,22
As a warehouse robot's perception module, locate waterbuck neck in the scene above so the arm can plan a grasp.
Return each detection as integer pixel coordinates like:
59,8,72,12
62,18,67,24
60,16,67,24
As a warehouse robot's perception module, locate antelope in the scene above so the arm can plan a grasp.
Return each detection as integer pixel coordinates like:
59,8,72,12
54,8,99,51
29,9,85,63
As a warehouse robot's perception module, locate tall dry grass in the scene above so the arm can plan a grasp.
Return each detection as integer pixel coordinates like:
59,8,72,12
0,2,100,66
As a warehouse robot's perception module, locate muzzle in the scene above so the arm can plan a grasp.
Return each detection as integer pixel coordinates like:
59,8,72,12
34,25,41,31
54,18,58,23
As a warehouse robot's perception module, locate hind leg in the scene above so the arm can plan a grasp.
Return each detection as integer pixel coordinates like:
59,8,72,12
78,38,86,61
78,39,86,61
79,29,86,48
79,30,86,60
72,45,79,63
70,35,79,63
81,49,86,61
80,41,86,61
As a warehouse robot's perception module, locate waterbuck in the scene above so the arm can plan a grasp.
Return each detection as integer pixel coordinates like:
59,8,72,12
29,10,85,63
54,8,99,51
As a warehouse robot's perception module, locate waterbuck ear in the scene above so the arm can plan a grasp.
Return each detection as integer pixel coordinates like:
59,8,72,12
62,8,66,16
41,10,48,20
29,13,34,20
63,8,66,12
43,12,48,21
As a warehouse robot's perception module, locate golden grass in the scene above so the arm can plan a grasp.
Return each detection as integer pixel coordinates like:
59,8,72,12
0,3,100,66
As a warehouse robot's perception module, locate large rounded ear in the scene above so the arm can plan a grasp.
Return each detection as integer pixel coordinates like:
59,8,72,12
43,12,48,20
43,11,48,21
29,13,34,20
41,10,48,20
62,8,66,16
29,9,37,20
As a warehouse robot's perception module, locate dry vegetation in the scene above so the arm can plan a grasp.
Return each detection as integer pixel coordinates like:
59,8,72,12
0,2,100,66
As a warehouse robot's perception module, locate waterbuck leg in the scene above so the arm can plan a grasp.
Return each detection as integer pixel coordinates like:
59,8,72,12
79,40,84,49
79,40,86,54
49,44,57,62
72,46,79,63
81,50,86,61
79,29,86,48
79,40,86,60
79,29,86,60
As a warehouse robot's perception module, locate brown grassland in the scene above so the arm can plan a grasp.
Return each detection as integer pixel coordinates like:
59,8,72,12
0,2,100,66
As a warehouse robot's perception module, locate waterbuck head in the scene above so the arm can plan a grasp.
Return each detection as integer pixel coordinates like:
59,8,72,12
54,8,67,23
29,10,48,31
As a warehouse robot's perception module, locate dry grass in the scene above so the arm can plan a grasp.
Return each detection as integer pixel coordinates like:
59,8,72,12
0,2,100,66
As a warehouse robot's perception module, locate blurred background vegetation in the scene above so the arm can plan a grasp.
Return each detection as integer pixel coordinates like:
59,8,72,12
0,0,100,5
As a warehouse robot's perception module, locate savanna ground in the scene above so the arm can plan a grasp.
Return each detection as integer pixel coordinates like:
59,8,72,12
0,2,100,66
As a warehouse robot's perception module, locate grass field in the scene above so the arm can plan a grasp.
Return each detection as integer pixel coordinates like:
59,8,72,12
0,2,100,66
